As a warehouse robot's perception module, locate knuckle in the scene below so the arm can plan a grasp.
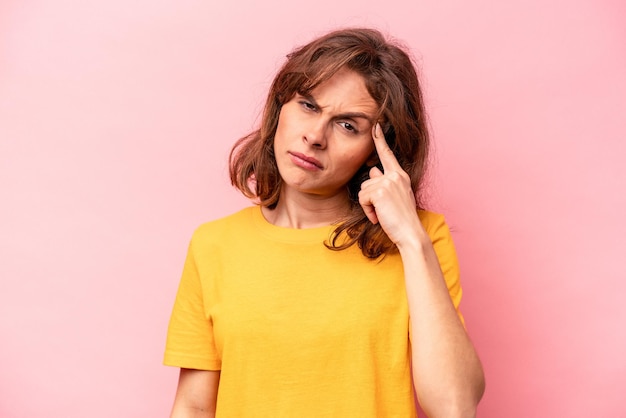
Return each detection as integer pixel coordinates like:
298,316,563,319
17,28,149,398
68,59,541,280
373,187,387,199
387,170,409,184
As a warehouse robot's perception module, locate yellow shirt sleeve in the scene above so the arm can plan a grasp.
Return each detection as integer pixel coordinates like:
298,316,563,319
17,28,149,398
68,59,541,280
418,210,465,324
164,231,221,370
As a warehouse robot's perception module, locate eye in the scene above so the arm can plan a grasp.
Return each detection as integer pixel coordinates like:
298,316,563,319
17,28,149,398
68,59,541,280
299,100,317,112
338,121,358,134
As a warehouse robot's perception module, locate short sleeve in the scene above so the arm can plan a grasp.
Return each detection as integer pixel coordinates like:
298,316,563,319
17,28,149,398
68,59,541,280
419,211,465,325
163,233,221,370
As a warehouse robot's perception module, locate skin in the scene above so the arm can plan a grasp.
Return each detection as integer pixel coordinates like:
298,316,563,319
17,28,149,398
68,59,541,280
263,68,378,228
170,69,485,417
360,124,485,417
170,369,219,418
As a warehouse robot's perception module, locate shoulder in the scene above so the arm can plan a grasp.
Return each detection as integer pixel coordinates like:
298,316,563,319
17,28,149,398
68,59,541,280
417,210,449,239
417,210,458,260
190,206,257,246
418,210,463,310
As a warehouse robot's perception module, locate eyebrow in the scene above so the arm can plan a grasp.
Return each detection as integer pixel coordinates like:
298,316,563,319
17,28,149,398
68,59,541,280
301,93,376,125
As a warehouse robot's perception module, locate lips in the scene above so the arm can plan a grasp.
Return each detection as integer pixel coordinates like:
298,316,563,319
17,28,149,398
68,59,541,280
289,151,323,170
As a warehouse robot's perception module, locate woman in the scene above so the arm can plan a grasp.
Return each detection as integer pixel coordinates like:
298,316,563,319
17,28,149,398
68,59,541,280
164,28,484,417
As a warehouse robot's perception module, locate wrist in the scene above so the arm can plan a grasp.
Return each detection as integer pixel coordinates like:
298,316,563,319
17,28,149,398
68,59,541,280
395,227,431,255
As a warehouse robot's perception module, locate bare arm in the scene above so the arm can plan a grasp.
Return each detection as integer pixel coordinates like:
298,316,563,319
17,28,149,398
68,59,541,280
170,369,220,418
399,232,484,417
359,124,485,417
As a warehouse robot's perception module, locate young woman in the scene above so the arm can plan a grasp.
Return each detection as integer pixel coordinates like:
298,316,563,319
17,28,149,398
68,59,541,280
164,28,485,417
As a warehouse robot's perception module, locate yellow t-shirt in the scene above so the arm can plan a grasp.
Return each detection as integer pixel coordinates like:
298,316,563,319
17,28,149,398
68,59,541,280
164,206,463,417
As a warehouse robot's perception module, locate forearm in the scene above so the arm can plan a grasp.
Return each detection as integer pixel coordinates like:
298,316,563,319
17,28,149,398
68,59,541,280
171,406,216,418
359,124,484,415
398,232,484,418
170,369,220,418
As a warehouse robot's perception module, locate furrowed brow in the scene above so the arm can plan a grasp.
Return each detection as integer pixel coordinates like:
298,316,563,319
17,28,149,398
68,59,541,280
300,93,319,108
299,93,376,125
335,112,375,124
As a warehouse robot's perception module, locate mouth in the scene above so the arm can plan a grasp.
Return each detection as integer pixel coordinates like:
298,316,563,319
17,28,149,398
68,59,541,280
289,152,323,170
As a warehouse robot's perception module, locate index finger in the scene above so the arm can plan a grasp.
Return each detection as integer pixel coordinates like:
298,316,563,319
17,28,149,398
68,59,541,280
372,123,402,172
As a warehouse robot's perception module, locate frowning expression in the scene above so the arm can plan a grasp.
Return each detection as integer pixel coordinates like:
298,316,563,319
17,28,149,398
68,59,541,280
273,68,378,201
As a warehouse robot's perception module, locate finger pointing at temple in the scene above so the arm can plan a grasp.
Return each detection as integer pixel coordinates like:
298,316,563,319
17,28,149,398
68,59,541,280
372,123,402,173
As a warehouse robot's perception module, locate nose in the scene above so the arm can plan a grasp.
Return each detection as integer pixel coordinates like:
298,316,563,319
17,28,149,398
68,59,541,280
303,119,327,149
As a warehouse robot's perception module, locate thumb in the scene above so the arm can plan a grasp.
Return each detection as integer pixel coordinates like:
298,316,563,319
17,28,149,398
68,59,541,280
369,166,383,178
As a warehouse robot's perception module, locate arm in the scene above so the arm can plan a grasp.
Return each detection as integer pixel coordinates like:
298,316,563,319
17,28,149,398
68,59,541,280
399,226,484,417
170,369,220,418
359,124,485,417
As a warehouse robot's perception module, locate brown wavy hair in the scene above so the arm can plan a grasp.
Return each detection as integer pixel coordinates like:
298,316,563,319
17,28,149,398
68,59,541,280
229,28,430,258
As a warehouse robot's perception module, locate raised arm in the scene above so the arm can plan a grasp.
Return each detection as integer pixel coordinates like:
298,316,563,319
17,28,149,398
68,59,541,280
359,124,485,417
170,369,220,418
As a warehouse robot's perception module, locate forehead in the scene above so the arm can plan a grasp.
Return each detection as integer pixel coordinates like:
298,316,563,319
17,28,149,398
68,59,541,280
307,68,378,117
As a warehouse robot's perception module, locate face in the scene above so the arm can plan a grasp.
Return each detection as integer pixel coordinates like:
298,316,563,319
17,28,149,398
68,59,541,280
273,68,378,202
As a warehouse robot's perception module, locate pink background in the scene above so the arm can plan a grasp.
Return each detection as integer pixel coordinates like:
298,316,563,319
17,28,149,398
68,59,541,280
1,0,625,417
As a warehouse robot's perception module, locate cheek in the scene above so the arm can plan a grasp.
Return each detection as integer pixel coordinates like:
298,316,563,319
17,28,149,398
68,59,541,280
273,110,298,149
273,125,289,155
340,145,374,176
348,143,375,165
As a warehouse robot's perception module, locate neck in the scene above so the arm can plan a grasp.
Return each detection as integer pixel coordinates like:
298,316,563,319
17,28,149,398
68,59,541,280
261,188,352,229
